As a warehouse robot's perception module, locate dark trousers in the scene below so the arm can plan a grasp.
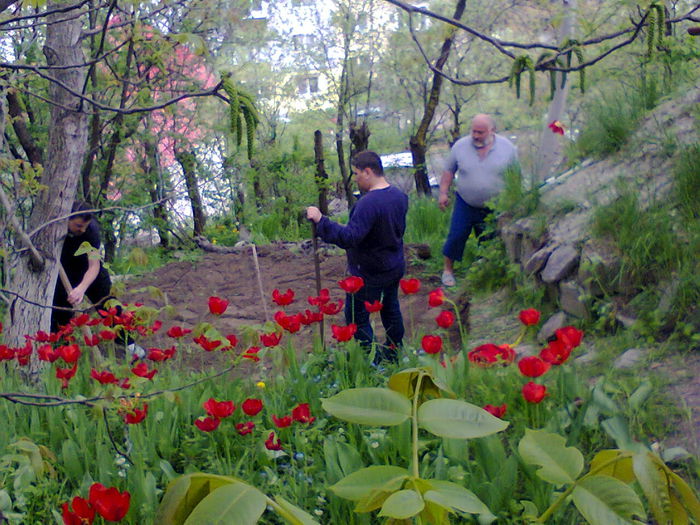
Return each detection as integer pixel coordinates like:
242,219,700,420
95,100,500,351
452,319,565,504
344,279,404,363
442,193,492,262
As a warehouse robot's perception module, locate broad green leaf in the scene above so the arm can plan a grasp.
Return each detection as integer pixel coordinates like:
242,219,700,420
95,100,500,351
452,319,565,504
669,491,690,525
417,399,508,439
336,441,363,477
273,496,320,525
423,480,491,515
572,475,646,525
378,490,424,519
183,482,266,525
601,416,646,453
518,429,583,485
421,501,450,525
632,452,672,523
322,388,411,426
156,473,239,524
329,466,409,501
628,380,653,410
354,487,395,513
388,368,453,399
589,450,634,483
667,470,700,522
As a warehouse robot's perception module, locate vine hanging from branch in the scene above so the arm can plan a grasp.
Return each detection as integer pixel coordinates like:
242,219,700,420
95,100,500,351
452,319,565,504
645,1,666,59
221,75,259,161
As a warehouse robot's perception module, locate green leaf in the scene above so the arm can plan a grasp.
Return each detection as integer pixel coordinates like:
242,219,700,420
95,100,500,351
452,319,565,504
387,368,453,399
273,496,320,525
572,475,646,525
417,399,508,439
156,473,239,524
632,452,671,524
322,388,412,426
666,469,700,522
423,480,492,516
628,380,653,410
183,482,267,525
589,450,634,483
378,490,424,519
329,466,409,502
518,429,584,485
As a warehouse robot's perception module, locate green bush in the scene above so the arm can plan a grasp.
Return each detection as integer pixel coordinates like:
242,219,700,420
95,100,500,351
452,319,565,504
673,143,700,220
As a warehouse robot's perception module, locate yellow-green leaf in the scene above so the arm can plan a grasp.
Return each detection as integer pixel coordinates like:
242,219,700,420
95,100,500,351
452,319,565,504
418,399,508,439
322,388,411,426
518,429,583,485
329,466,409,502
571,475,646,525
183,482,266,525
378,490,424,519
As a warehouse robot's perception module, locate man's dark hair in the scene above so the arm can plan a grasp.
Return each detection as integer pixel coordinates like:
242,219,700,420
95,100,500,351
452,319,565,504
71,201,94,222
351,150,384,176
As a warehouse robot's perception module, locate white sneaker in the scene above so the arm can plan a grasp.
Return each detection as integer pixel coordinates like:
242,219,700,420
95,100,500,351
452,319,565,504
127,343,146,359
441,271,456,287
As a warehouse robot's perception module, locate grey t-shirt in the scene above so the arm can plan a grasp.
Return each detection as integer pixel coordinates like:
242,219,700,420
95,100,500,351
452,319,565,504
444,134,518,208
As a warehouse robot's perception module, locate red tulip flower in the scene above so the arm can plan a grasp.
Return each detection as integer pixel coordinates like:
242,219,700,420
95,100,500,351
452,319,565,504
242,346,261,362
308,288,330,306
83,334,101,347
483,404,507,418
195,416,221,432
242,398,264,416
299,309,323,325
272,414,293,428
131,362,157,380
421,334,443,354
319,300,344,315
399,278,421,294
58,344,82,364
166,325,192,338
274,312,302,333
91,369,118,385
540,339,572,365
331,323,357,342
339,276,364,294
291,403,315,424
208,296,229,315
99,330,117,341
522,382,548,403
38,344,60,363
203,398,235,419
518,356,551,378
260,332,282,347
428,288,445,307
88,483,130,522
435,310,455,329
468,344,516,367
15,343,32,366
265,431,283,451
555,326,584,349
272,288,295,306
193,334,222,352
0,345,14,361
62,496,95,525
364,300,383,313
124,404,148,424
147,346,176,362
56,364,78,389
548,120,565,135
236,421,255,435
518,308,541,326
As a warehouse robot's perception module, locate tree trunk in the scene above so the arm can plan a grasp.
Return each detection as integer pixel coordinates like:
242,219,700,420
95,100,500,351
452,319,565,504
313,130,329,215
5,3,87,355
175,147,206,237
143,139,170,249
535,0,576,181
6,90,44,166
410,0,466,195
349,120,370,158
335,96,354,205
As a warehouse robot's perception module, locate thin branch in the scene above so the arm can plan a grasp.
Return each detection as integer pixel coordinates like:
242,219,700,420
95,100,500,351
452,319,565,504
0,0,92,28
102,407,134,465
0,183,44,268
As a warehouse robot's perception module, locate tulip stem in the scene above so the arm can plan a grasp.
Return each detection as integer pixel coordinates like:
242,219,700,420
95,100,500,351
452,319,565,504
411,372,425,479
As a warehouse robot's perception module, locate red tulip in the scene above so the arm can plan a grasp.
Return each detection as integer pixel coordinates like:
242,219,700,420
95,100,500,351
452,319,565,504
548,120,565,135
421,334,443,354
91,369,118,385
15,343,32,366
58,344,82,364
272,288,295,306
468,344,515,367
193,334,222,352
225,334,238,348
236,421,255,435
435,310,455,329
540,339,572,365
38,344,60,363
166,325,192,338
260,332,282,347
131,362,157,380
208,296,229,315
399,278,421,294
0,345,14,361
99,330,117,341
338,276,364,294
331,323,357,342
71,313,90,327
124,404,148,424
62,496,95,525
56,364,78,389
88,483,130,521
242,346,261,362
428,288,445,307
555,326,584,349
83,334,101,347
242,398,263,416
364,300,383,313
483,404,507,418
319,300,344,315
299,309,323,325
203,398,235,419
274,312,302,333
265,431,283,451
518,308,541,326
272,414,293,428
147,346,176,362
291,403,315,424
518,356,551,378
522,382,547,403
195,416,221,432
308,288,330,306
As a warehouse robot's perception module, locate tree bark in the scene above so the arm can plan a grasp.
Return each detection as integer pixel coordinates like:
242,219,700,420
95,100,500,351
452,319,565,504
175,147,206,237
410,0,466,195
5,3,88,355
6,90,44,166
142,138,170,249
313,130,329,215
349,120,370,158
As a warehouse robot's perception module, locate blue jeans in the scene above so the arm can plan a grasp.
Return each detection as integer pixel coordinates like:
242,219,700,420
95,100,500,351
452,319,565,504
344,280,404,363
442,194,491,262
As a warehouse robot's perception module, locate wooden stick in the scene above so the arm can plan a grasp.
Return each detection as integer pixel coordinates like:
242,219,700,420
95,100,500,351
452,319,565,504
251,244,270,323
311,222,325,347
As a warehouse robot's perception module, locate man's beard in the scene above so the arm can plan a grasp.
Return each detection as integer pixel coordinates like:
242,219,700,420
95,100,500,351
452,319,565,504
474,135,494,149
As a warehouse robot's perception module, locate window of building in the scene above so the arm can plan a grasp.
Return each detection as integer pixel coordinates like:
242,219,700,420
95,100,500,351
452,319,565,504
297,76,319,96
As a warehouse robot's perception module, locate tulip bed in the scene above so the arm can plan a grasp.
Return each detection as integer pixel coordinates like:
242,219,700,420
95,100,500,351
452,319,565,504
0,277,698,524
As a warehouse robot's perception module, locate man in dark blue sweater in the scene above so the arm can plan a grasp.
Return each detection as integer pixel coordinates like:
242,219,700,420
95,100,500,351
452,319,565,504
306,150,409,363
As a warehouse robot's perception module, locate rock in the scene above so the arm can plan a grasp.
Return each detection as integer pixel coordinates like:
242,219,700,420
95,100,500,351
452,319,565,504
541,244,580,283
538,311,567,343
524,246,553,274
657,278,681,316
515,343,538,357
575,349,598,364
577,238,622,297
328,198,348,216
559,280,589,318
614,348,649,369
